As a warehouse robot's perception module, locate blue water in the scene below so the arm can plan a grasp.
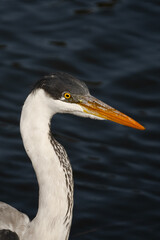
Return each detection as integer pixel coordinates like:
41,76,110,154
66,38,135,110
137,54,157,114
0,1,160,239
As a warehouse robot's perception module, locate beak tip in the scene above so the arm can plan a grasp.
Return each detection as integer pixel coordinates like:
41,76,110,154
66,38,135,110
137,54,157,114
132,122,145,130
139,125,146,131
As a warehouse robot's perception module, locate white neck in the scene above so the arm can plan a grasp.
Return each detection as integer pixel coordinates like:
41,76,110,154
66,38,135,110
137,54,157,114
20,90,73,240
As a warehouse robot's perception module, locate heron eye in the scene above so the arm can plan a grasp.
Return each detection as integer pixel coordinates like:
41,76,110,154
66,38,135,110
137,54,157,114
64,92,71,99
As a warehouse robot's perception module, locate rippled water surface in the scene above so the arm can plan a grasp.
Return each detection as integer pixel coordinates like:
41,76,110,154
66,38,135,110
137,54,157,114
0,1,160,239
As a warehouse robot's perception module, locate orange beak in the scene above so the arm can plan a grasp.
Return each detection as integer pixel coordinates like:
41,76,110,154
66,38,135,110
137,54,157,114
78,95,145,130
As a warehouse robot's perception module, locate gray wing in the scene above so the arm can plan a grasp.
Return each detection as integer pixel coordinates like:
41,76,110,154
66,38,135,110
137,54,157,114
0,202,30,239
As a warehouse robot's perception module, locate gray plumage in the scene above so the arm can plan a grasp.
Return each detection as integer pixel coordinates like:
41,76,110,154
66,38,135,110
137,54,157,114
33,72,89,100
0,202,29,239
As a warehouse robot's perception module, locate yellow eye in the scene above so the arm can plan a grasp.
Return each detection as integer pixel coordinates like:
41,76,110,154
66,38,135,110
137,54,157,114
64,92,71,99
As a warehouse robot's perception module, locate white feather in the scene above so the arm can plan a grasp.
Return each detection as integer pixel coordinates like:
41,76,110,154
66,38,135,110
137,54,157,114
20,89,73,240
0,88,103,240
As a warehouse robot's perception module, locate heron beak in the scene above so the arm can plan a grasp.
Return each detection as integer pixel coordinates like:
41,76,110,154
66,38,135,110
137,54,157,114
78,95,145,130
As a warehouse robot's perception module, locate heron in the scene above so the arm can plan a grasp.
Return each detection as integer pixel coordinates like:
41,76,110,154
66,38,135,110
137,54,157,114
0,72,145,240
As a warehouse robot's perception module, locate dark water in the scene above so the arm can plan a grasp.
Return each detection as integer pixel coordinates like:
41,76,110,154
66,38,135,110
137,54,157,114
0,0,160,239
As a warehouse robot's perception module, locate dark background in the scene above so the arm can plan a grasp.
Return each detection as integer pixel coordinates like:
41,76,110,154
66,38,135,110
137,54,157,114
0,0,160,239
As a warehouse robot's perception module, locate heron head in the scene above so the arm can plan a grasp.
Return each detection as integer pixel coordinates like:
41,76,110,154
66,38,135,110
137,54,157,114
33,72,145,130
